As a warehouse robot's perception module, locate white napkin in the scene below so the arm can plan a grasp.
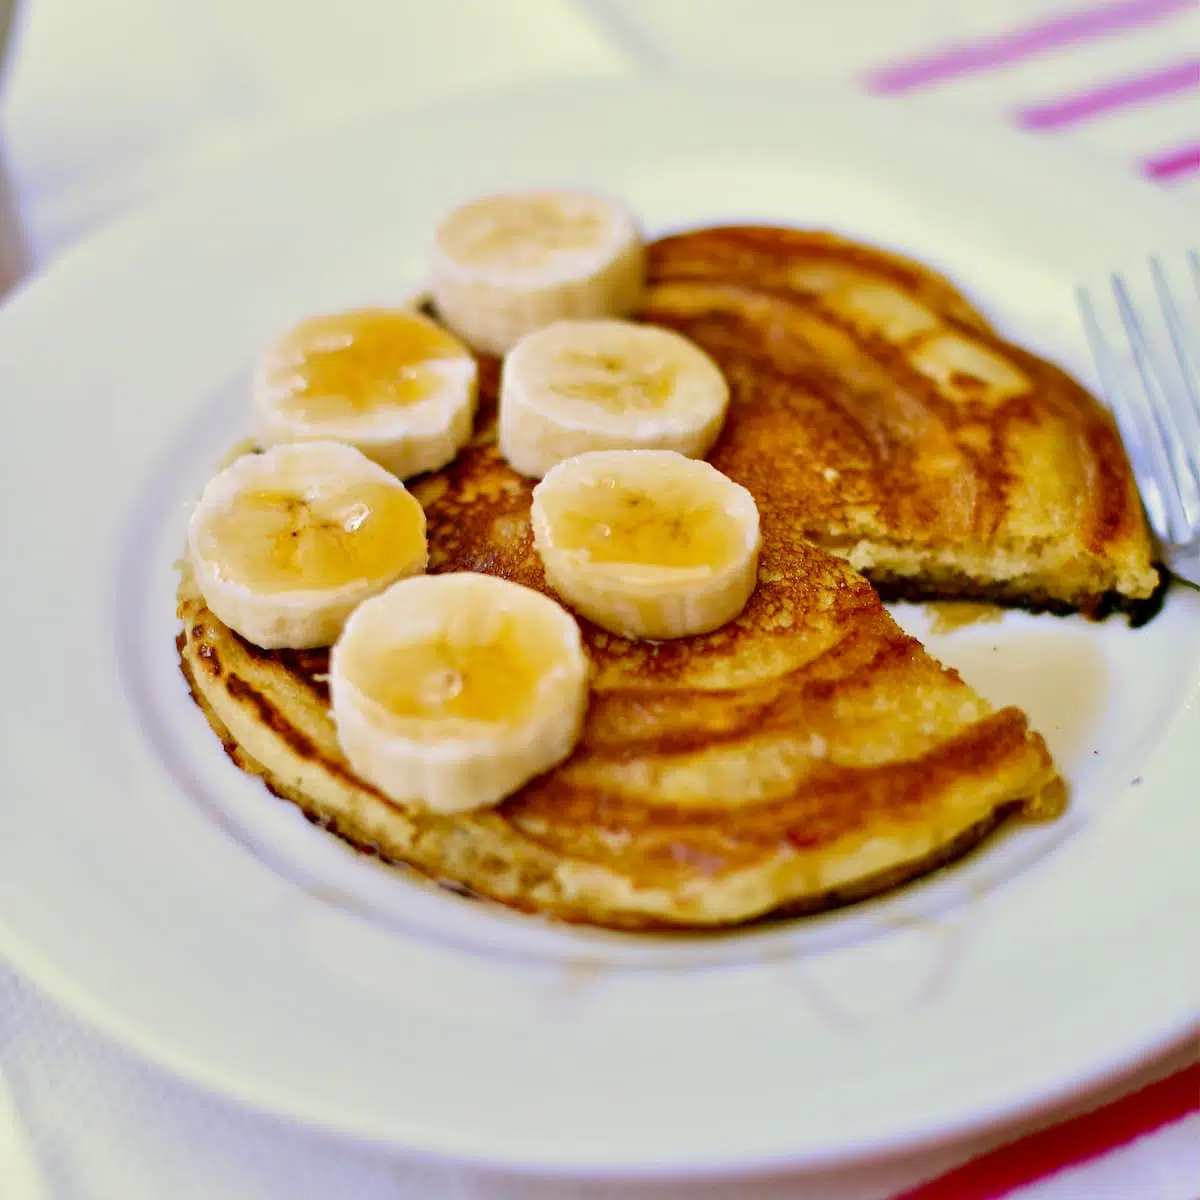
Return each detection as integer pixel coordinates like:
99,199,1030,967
601,0,1199,189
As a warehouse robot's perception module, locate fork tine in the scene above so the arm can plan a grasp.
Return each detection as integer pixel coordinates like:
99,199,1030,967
1078,286,1168,537
1111,273,1199,543
1147,257,1200,525
1150,255,1200,427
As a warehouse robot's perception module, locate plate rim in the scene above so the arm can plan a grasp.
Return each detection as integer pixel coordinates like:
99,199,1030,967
8,929,1197,1181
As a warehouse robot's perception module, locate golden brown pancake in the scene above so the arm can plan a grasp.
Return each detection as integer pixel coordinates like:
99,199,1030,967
644,227,1161,620
179,346,1058,930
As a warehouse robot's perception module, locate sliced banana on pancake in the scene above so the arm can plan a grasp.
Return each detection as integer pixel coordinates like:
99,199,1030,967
252,308,478,479
429,189,645,354
329,573,589,814
531,449,760,640
498,318,730,478
187,441,427,649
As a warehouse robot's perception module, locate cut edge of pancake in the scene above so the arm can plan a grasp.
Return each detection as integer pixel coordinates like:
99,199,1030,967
827,538,1167,628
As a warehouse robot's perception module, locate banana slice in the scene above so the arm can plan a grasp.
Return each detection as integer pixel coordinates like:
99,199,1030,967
330,573,589,814
499,318,729,478
252,307,477,480
531,449,760,640
429,190,645,354
187,441,428,649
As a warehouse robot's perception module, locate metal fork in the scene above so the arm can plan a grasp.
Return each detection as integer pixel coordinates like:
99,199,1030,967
1078,251,1200,588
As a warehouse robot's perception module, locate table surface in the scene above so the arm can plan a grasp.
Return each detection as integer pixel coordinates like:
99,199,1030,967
0,3,1197,1198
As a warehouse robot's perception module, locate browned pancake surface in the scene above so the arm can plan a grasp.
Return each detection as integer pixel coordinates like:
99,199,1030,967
179,334,1057,929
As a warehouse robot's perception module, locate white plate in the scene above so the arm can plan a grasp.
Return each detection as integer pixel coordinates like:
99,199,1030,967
0,79,1197,1179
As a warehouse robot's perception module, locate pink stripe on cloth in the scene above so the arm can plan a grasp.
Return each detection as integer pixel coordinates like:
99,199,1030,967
866,0,1194,94
890,1062,1200,1200
1144,141,1200,180
1018,60,1200,129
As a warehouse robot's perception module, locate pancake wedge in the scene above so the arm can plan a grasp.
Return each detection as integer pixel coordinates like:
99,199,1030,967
179,354,1057,930
643,227,1161,619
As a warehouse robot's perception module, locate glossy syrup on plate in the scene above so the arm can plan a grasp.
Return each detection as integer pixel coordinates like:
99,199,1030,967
924,622,1108,768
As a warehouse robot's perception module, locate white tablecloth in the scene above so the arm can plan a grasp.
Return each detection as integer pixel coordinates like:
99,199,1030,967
1,3,1197,1198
